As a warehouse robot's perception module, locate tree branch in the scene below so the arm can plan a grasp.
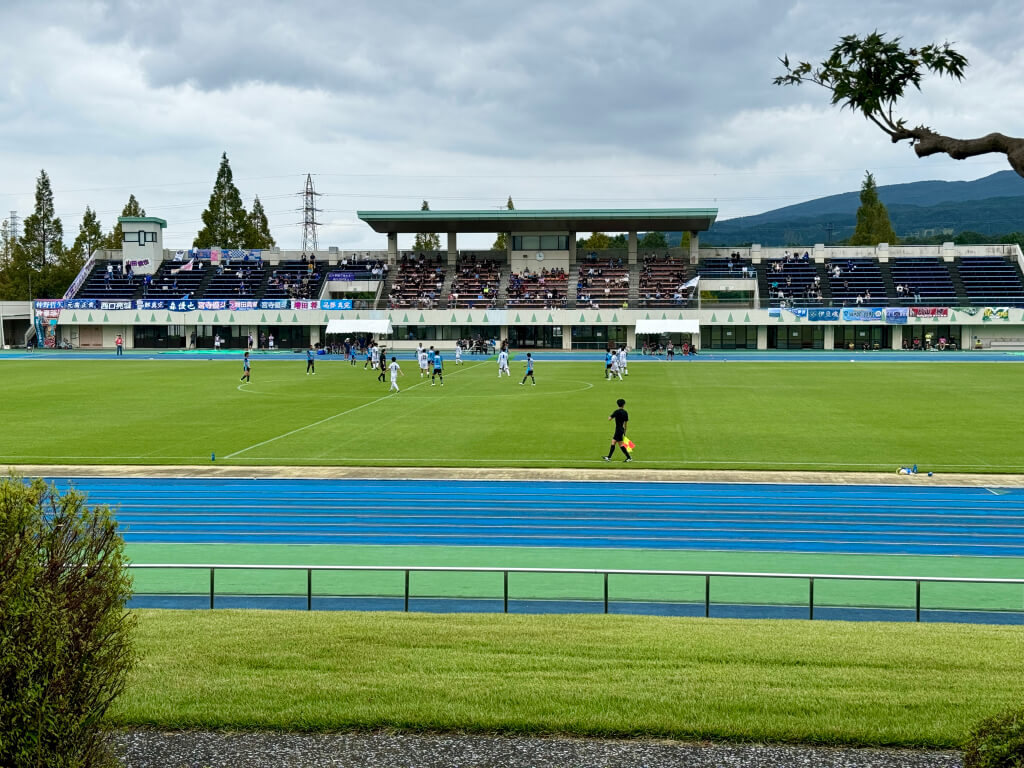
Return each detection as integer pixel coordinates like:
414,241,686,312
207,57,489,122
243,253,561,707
902,127,1024,177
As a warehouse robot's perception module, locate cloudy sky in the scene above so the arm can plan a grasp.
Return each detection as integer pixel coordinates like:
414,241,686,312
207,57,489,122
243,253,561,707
2,0,1022,250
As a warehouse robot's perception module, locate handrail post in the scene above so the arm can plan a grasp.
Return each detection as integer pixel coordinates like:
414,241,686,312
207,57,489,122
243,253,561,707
307,568,312,611
210,567,215,610
916,580,921,622
809,577,814,620
604,572,609,614
404,569,410,612
705,574,710,617
503,570,508,614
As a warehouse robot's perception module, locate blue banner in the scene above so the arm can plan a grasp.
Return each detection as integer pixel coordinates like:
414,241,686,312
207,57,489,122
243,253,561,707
228,300,259,311
167,300,198,312
99,300,133,311
807,308,840,321
842,307,884,322
784,307,808,318
885,308,908,324
64,299,98,310
138,300,167,310
34,299,64,310
258,299,289,309
327,271,356,282
319,299,354,310
197,300,227,310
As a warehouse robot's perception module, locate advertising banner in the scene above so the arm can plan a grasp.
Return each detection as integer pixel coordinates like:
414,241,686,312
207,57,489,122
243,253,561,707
198,300,227,310
327,272,356,282
292,300,320,310
258,299,289,309
228,300,259,311
64,299,98,310
319,299,354,310
784,307,808,318
137,300,167,310
908,307,949,318
984,307,1010,320
807,308,840,321
99,300,132,311
885,308,908,324
167,300,198,312
34,299,64,310
841,307,884,322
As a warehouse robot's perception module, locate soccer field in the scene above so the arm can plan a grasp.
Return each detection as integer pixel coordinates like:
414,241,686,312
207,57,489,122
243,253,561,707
4,355,1024,471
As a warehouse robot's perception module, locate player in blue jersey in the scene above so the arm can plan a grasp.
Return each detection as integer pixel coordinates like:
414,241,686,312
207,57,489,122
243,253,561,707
240,351,251,382
519,353,535,386
431,351,444,386
306,346,315,375
604,349,614,379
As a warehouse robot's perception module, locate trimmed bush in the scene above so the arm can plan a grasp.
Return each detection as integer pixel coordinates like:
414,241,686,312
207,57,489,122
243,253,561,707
0,476,135,768
964,709,1024,768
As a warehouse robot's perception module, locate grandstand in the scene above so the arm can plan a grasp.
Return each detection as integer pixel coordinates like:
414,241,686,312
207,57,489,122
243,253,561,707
16,211,1024,352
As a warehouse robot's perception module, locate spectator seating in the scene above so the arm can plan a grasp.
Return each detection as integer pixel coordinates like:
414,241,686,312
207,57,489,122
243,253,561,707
74,259,141,300
763,258,824,307
264,257,327,300
508,266,568,309
449,255,501,308
698,252,754,279
388,254,446,309
957,256,1024,307
639,255,689,307
826,258,888,307
204,259,265,299
887,258,957,306
575,262,627,308
144,259,206,300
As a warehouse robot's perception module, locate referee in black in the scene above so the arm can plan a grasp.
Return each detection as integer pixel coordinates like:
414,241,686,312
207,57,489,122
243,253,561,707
604,398,632,462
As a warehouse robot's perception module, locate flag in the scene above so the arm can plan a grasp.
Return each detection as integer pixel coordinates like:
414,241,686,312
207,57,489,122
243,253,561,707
227,249,247,260
681,275,700,291
623,438,636,453
172,259,194,274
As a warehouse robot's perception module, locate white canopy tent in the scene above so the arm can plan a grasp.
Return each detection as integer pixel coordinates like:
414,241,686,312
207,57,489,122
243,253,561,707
634,319,700,335
325,318,393,335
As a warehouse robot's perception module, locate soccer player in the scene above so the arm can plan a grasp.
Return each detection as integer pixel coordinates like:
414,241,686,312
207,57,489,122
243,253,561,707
454,344,462,365
431,350,444,386
388,356,403,392
519,352,535,386
604,398,631,462
240,351,251,382
370,343,381,371
498,347,510,377
306,346,316,375
427,346,435,372
618,346,628,376
377,347,388,383
364,343,373,369
604,348,613,379
418,347,429,377
609,352,622,381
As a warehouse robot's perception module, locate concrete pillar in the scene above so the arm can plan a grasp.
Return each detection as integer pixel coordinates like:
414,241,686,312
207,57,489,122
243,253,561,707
628,231,638,265
447,231,458,267
757,325,768,350
562,325,572,350
310,325,321,346
626,326,636,350
387,232,398,264
689,232,700,265
569,231,576,264
824,325,835,350
890,325,903,350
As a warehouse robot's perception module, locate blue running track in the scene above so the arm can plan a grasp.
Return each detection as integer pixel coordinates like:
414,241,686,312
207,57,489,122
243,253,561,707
50,477,1024,557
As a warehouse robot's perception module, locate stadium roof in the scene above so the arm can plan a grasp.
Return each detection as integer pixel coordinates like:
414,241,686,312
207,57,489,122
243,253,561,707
357,208,718,234
118,216,167,228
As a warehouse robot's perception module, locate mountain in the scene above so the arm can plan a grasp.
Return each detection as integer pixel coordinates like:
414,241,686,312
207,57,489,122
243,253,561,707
695,171,1024,246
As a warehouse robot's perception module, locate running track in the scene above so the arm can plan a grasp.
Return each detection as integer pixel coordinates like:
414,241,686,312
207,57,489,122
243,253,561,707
50,477,1024,558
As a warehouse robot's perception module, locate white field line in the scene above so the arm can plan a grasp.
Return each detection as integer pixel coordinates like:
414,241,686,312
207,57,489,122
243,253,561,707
224,361,487,459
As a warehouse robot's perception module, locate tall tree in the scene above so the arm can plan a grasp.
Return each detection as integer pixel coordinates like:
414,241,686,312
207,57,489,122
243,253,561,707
412,200,441,252
19,170,63,270
492,195,515,251
849,172,898,246
73,206,105,260
639,231,668,249
194,153,249,248
245,196,276,249
105,195,145,249
775,32,1024,179
582,232,613,250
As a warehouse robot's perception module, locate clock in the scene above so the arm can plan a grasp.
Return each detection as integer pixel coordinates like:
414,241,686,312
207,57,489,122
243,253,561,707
535,252,545,261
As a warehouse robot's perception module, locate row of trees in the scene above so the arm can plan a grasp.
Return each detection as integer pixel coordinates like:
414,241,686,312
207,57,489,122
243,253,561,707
0,154,276,300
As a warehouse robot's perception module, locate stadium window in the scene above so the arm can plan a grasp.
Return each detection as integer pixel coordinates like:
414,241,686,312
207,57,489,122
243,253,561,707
521,235,540,250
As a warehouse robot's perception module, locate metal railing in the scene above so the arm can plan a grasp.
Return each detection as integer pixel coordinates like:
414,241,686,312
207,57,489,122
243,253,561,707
128,565,1024,621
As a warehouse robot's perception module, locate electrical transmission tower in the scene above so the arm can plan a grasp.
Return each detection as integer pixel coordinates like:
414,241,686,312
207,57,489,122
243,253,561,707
9,210,19,242
300,174,321,255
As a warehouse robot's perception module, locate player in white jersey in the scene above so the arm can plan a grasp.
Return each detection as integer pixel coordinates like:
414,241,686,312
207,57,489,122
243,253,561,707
617,346,628,376
388,356,403,392
418,349,429,377
371,344,381,369
497,348,510,376
454,344,462,365
609,354,622,380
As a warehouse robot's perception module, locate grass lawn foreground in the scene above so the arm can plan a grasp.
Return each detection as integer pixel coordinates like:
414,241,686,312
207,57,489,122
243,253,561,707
116,609,1024,747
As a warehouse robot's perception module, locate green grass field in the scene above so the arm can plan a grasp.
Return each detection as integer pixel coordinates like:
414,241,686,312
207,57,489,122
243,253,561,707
113,610,1024,747
5,357,1024,471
